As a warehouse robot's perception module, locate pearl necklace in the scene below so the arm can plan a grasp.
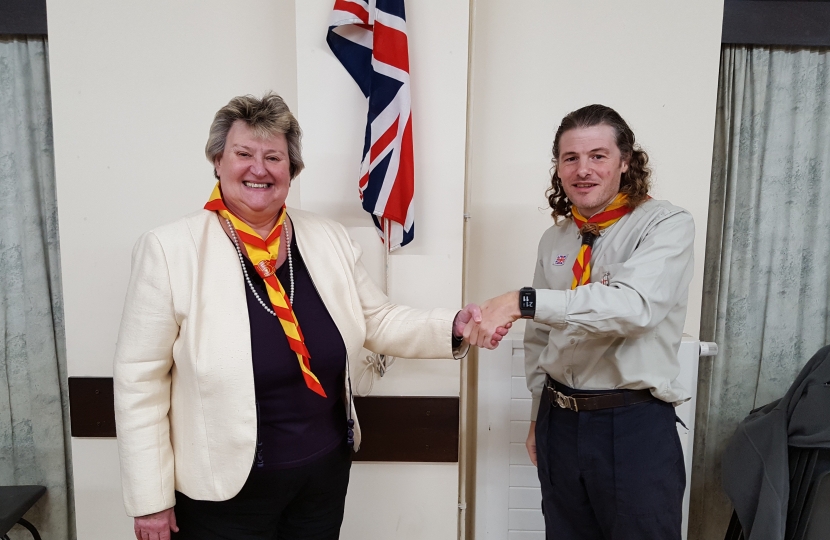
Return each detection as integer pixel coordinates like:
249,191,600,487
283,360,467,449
225,217,294,316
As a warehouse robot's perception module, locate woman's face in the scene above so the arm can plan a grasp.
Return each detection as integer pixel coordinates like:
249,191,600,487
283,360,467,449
214,121,291,227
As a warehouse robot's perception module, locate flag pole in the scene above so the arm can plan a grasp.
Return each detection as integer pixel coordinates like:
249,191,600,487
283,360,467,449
384,217,391,295
375,217,392,377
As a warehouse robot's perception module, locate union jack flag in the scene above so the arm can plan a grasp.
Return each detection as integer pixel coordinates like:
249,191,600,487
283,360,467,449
555,254,568,266
327,0,415,249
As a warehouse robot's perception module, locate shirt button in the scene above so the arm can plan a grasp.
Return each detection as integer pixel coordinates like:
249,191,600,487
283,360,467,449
569,338,576,344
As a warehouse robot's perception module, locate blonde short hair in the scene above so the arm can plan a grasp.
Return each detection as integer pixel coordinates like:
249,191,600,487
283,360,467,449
205,92,304,179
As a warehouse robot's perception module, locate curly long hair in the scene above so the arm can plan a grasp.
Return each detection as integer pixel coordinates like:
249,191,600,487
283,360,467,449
546,104,651,221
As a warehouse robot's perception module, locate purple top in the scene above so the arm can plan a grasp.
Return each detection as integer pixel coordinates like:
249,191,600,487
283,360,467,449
242,231,348,469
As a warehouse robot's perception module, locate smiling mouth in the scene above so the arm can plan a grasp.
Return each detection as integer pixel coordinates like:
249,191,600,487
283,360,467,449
243,181,272,189
572,183,598,189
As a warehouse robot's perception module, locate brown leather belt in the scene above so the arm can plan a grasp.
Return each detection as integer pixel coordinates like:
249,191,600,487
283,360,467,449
545,378,654,412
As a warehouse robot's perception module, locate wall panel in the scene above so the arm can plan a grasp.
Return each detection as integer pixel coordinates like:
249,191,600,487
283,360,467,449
466,0,725,339
293,2,470,538
47,1,299,536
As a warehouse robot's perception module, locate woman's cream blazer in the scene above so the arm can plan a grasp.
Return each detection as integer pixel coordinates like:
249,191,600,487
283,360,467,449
113,208,456,517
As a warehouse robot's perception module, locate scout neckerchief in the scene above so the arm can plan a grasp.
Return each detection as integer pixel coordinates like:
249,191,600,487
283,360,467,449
570,193,632,289
205,183,327,397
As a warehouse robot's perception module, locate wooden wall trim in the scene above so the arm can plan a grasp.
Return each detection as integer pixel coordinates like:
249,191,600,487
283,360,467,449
67,377,459,462
68,377,117,437
0,0,48,35
352,396,459,462
5,2,830,52
722,1,830,46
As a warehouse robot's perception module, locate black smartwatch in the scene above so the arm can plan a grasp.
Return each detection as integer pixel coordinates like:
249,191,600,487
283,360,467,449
519,287,536,319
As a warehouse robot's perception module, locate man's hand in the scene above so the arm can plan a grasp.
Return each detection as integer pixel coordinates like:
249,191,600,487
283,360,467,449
463,291,522,348
527,421,537,466
134,507,178,540
453,304,511,350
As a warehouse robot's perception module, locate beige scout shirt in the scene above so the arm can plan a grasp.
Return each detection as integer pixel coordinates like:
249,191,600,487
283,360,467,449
524,198,694,420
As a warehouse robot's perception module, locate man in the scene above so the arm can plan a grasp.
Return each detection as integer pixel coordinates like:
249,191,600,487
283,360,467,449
466,104,694,539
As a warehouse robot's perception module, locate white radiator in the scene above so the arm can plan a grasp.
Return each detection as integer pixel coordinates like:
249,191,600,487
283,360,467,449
475,336,714,540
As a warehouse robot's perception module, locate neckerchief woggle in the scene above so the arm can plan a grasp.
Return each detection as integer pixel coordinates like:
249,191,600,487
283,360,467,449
570,193,632,289
205,183,326,397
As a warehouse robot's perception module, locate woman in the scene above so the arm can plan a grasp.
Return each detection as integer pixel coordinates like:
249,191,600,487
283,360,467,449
114,93,506,540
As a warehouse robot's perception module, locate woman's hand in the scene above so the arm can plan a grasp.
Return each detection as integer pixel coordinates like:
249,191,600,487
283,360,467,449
134,507,179,540
454,304,511,349
526,421,537,466
453,303,482,336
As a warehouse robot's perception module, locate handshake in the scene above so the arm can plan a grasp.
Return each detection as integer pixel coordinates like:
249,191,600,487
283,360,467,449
452,291,523,350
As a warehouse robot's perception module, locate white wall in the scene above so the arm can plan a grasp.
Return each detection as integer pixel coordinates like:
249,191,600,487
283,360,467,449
466,0,725,339
292,0,469,398
48,0,300,380
47,0,724,538
48,0,469,538
464,2,723,535
47,1,299,537
292,2,469,538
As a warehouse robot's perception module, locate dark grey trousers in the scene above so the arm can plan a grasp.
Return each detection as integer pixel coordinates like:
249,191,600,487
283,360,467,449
536,385,685,540
172,444,351,540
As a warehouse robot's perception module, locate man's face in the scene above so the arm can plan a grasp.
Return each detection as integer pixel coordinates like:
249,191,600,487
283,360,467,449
556,124,630,218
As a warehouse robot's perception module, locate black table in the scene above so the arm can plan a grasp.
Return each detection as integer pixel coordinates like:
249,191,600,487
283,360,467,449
0,486,46,540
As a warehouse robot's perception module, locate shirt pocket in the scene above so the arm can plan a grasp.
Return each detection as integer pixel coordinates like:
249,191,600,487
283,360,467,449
544,252,579,289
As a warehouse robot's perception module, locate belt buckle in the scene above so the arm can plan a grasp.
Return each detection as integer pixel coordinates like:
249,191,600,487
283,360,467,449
553,390,579,412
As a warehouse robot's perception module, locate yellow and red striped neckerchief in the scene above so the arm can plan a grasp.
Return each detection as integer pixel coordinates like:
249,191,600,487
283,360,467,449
205,183,326,397
570,193,632,289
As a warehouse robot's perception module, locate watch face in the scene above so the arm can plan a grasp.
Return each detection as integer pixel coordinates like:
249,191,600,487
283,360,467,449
520,288,535,317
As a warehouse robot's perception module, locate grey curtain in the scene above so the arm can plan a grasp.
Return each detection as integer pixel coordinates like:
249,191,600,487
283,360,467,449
689,45,830,540
0,36,75,539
